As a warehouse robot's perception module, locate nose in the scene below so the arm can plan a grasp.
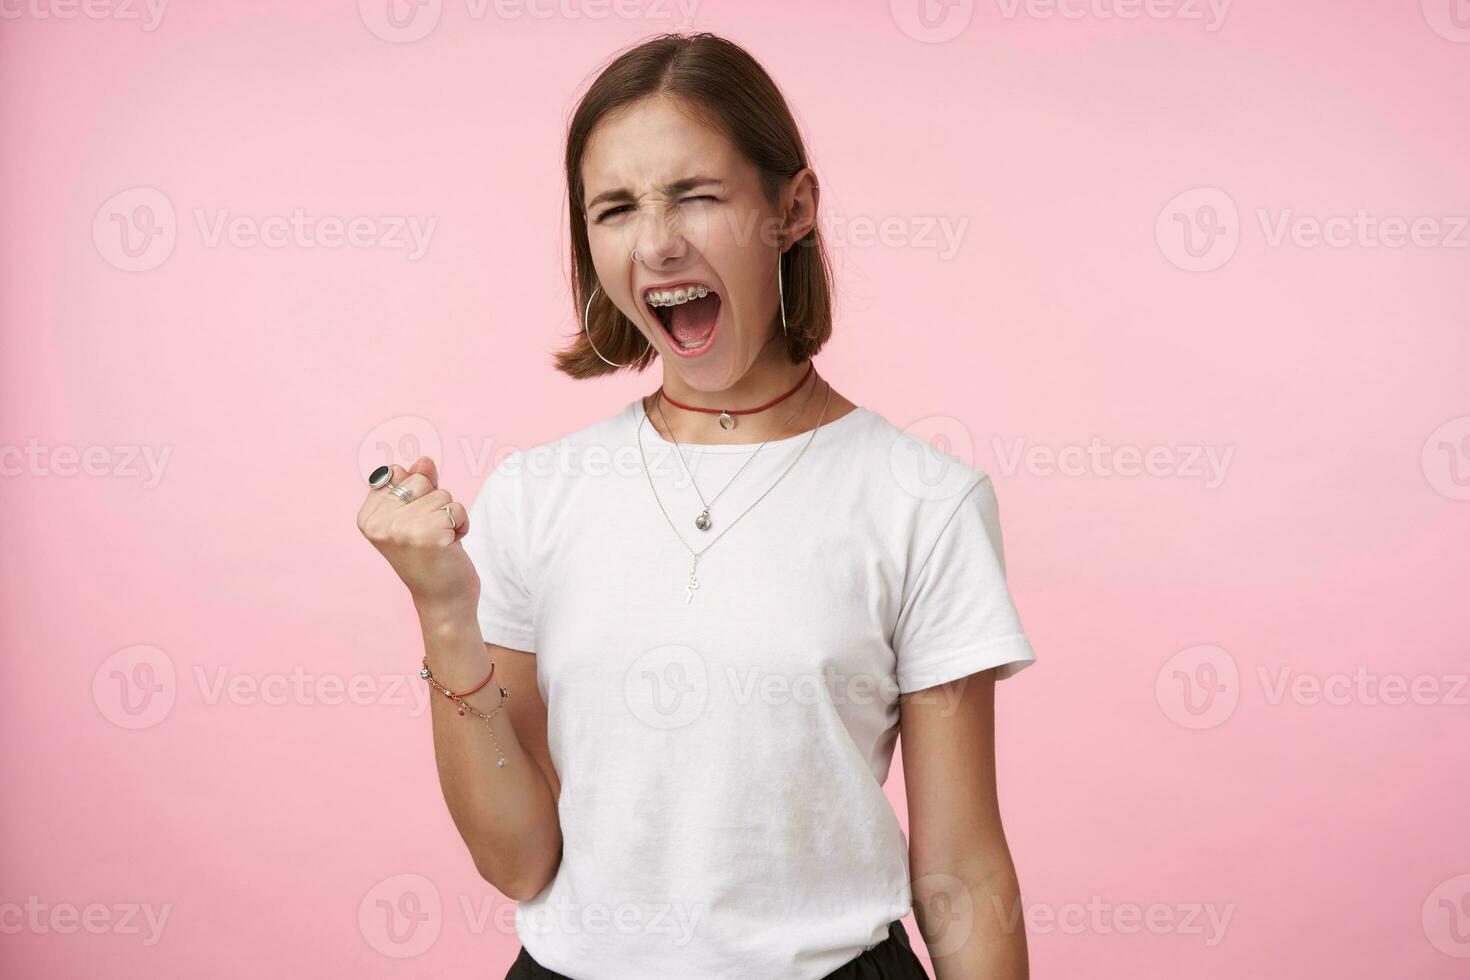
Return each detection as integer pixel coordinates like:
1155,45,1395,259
630,207,691,271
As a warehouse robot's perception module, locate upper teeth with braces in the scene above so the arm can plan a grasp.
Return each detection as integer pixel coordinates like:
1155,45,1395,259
644,285,711,307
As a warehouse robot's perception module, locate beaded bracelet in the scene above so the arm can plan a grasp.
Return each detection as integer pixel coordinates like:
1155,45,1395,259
420,656,512,768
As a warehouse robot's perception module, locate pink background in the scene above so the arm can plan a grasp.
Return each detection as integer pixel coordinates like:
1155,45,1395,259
3,1,1468,977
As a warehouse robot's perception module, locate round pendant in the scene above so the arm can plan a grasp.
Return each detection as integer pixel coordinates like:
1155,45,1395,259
694,509,711,531
718,411,736,430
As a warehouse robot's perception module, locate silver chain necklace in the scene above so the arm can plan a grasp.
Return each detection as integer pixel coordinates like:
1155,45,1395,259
653,370,819,532
637,378,834,604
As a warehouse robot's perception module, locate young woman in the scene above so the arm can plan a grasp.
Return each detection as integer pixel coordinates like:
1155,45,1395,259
359,32,1036,980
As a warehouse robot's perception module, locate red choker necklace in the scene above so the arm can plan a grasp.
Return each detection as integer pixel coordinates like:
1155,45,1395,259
655,362,815,430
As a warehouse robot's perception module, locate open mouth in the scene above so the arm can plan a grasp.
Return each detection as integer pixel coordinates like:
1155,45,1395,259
643,283,721,354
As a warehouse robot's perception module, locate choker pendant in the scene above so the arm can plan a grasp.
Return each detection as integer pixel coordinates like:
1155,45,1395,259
695,508,711,531
718,411,736,430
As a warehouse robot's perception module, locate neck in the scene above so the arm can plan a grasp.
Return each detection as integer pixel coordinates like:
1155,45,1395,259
647,346,819,447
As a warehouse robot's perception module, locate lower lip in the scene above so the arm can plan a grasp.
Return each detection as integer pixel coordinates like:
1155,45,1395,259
658,299,720,359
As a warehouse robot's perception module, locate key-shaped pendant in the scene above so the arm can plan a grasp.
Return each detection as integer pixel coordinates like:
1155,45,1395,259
684,555,701,604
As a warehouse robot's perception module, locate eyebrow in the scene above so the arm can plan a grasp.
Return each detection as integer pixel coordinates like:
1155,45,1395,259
585,175,725,211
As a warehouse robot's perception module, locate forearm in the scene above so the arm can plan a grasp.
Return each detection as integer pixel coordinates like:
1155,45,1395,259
417,603,561,900
912,857,1028,980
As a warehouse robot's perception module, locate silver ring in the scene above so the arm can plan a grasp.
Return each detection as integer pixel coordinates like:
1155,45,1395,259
368,464,416,503
442,505,459,530
631,247,640,265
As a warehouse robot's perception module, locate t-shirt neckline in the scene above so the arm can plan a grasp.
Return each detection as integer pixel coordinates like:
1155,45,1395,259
629,397,868,454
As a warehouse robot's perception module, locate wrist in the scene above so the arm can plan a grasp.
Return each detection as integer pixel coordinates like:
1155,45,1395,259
414,596,479,635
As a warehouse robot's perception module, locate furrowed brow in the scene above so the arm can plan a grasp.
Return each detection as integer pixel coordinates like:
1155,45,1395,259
586,176,724,211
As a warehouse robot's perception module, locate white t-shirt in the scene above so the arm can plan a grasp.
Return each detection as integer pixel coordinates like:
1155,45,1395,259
461,396,1036,980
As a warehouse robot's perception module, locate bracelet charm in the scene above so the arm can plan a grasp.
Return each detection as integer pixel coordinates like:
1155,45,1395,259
420,656,511,768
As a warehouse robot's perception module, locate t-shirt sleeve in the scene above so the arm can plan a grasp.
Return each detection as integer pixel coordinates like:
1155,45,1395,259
460,451,536,653
892,473,1036,693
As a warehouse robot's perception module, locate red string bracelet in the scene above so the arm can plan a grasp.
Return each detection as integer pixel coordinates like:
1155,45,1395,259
419,655,495,700
451,659,495,698
418,656,511,767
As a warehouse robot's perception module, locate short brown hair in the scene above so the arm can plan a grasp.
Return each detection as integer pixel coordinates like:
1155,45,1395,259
553,32,834,379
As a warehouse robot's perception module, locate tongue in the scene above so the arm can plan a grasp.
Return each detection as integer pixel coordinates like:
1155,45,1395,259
669,293,719,346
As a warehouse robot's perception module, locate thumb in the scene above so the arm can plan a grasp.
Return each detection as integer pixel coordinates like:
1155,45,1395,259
407,455,440,489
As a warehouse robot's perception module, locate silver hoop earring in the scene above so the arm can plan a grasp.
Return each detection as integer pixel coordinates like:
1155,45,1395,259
584,284,649,369
777,247,789,337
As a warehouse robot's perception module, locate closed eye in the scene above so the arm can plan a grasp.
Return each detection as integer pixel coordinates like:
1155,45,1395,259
593,205,632,223
593,195,719,224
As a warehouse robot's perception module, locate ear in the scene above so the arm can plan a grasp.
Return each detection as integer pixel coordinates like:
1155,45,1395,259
779,167,820,251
